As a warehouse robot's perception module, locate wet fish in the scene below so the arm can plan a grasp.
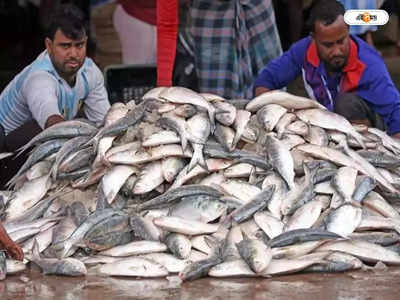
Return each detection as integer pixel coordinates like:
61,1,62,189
256,104,287,132
130,214,161,241
153,216,218,235
133,161,164,194
285,120,309,137
236,233,272,273
305,125,329,147
214,124,235,152
99,240,167,257
8,138,67,187
325,203,362,237
265,135,295,190
316,239,400,265
186,113,210,171
268,228,342,248
30,240,87,276
5,259,26,274
365,192,399,219
226,185,275,223
139,253,188,273
159,87,217,132
208,259,256,278
253,211,284,239
214,101,237,126
296,108,366,148
173,103,197,118
89,102,148,153
0,251,6,280
284,199,324,232
101,165,138,203
165,233,192,259
357,149,400,169
135,184,223,211
232,110,251,149
169,195,227,223
6,174,52,221
52,208,125,258
17,120,97,155
246,90,325,112
331,167,358,202
304,251,363,273
275,113,297,139
93,256,168,277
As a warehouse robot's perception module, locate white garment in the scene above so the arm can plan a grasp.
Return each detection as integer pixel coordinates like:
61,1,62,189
113,4,157,65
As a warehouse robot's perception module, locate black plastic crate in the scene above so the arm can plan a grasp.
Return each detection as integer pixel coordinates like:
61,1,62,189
104,64,157,105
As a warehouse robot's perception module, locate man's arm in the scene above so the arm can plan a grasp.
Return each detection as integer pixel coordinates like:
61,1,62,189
253,37,309,96
23,72,64,130
45,114,65,128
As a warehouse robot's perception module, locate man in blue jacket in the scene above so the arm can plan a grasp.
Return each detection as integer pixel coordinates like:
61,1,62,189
255,0,400,139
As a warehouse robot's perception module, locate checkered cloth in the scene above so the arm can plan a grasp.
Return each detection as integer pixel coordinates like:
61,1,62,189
338,0,378,35
190,0,282,99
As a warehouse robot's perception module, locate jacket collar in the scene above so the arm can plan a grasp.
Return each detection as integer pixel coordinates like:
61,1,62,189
306,36,359,72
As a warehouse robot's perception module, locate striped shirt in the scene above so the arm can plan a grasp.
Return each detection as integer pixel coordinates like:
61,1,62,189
0,50,110,135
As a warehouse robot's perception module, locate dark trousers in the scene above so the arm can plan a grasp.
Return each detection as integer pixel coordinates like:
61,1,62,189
334,93,386,131
0,120,42,189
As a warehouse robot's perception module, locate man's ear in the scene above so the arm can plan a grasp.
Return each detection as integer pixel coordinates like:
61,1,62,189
45,37,52,53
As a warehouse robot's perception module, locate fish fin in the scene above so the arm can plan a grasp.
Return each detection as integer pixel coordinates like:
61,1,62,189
187,144,206,173
180,134,188,152
394,226,400,235
231,131,241,150
32,239,41,259
208,109,216,134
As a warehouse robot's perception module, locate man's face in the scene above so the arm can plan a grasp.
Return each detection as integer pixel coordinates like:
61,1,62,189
312,16,350,73
45,29,87,81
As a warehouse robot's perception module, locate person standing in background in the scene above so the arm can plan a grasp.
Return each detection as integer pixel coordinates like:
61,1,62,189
190,0,282,99
113,0,157,65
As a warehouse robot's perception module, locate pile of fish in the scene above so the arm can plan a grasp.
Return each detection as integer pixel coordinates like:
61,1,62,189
2,87,400,281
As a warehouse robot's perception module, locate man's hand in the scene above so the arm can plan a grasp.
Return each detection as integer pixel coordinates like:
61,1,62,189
392,132,400,140
5,243,24,261
45,114,65,128
254,87,271,97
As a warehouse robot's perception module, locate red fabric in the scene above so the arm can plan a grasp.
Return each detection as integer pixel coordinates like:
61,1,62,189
306,39,366,92
157,0,178,87
118,0,157,26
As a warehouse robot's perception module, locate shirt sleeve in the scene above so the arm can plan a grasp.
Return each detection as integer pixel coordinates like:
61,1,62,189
22,71,61,129
83,63,110,126
254,37,309,90
357,63,400,135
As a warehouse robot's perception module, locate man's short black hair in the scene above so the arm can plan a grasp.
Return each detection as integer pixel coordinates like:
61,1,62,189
307,0,346,32
46,4,87,40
